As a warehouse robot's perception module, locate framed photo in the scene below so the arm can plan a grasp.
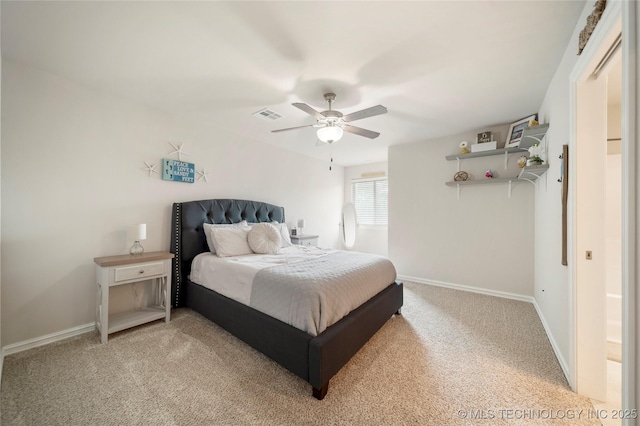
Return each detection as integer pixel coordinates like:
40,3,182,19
505,114,538,148
477,131,493,144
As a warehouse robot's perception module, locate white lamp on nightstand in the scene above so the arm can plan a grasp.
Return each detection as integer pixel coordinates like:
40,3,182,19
297,219,305,235
129,224,146,255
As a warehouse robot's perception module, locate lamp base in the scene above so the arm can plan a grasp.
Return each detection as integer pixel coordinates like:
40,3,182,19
130,241,144,255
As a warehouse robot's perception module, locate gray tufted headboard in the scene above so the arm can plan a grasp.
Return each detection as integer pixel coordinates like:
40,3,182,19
170,199,285,307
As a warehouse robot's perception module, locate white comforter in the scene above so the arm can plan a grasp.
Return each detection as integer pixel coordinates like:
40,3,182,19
189,246,397,335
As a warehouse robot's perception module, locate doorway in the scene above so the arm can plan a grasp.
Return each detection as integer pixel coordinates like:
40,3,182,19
604,53,623,413
571,4,624,424
586,49,623,424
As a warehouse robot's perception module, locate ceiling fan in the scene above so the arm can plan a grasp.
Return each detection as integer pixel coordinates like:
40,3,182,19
272,93,387,143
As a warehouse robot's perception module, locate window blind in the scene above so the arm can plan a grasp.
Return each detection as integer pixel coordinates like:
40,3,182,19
351,178,388,226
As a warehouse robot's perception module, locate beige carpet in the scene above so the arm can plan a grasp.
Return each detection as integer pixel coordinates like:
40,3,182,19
1,282,598,425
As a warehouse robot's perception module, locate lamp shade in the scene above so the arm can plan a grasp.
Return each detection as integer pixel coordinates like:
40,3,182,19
317,126,343,143
130,224,147,241
298,219,305,228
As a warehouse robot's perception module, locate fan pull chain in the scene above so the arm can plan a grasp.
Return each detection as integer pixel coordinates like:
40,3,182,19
329,155,333,171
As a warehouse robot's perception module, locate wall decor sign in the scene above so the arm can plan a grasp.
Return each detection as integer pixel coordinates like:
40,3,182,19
162,158,195,183
477,131,493,144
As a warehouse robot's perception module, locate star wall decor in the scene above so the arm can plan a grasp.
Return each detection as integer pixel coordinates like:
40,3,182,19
197,169,209,183
168,142,188,161
142,161,159,177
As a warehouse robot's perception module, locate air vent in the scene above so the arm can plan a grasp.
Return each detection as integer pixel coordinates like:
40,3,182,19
253,108,283,121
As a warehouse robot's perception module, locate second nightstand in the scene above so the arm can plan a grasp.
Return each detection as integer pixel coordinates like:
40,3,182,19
290,235,319,247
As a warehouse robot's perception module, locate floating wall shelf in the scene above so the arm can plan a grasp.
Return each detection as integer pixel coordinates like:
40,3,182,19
445,123,550,199
446,164,549,199
446,147,528,170
445,164,549,186
518,164,550,183
445,124,549,169
518,123,549,150
445,147,526,161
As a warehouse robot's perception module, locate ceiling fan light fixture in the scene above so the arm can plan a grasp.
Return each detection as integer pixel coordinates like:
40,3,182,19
273,93,386,141
317,125,344,143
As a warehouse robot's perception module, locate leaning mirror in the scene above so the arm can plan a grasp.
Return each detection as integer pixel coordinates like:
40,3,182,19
341,202,358,249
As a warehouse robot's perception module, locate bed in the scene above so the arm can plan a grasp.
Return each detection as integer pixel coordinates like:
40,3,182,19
170,199,403,399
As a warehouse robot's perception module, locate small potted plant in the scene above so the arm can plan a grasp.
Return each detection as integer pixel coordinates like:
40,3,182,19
527,143,545,166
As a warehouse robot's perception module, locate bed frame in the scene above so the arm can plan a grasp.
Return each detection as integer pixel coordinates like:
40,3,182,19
170,199,403,399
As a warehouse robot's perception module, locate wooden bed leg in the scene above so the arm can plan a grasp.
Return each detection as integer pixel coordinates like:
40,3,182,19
396,307,402,315
312,383,329,400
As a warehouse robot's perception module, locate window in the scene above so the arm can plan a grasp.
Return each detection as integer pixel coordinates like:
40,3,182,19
351,178,388,226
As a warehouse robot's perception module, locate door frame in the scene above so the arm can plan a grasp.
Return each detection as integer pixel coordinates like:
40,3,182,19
569,0,638,419
620,1,638,420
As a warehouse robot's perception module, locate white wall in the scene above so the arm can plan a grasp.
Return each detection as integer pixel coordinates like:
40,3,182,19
0,60,344,346
534,0,600,376
343,162,388,256
389,124,534,297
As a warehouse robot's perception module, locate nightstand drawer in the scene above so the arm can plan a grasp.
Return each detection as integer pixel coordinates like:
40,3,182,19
290,235,318,247
114,261,165,282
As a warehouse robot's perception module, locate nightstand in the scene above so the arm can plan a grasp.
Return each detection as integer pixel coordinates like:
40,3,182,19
290,235,319,247
94,251,174,343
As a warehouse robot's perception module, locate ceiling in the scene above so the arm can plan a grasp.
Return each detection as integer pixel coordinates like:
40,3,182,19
1,1,586,167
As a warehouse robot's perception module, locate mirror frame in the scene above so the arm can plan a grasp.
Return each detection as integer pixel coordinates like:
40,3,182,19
341,202,358,249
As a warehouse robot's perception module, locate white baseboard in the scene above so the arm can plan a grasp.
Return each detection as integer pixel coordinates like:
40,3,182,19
531,299,571,383
3,322,95,356
397,274,535,303
398,274,570,384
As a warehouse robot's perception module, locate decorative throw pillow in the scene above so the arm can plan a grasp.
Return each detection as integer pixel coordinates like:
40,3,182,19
209,226,252,257
203,221,247,254
248,223,281,254
271,221,293,247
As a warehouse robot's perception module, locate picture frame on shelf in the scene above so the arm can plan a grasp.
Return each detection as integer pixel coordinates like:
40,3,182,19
477,131,493,144
505,114,538,148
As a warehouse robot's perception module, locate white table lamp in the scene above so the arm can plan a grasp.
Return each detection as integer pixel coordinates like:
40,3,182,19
297,219,305,235
129,224,146,255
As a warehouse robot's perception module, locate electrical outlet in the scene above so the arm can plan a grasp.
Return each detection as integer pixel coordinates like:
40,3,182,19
586,250,593,260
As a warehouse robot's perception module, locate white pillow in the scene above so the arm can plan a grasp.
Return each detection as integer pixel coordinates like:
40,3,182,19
248,223,281,254
271,221,293,247
203,221,247,254
210,226,252,257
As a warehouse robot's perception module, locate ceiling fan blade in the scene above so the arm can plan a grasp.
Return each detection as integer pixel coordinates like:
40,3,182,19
342,124,380,139
342,105,387,122
271,124,315,133
292,103,325,120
